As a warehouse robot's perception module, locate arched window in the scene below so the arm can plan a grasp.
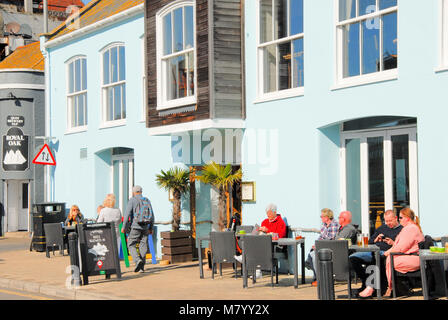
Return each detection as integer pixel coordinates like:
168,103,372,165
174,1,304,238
66,56,87,129
102,43,126,123
157,1,196,110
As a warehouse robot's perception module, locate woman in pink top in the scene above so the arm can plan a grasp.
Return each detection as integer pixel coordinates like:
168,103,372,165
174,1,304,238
359,208,423,298
384,208,424,296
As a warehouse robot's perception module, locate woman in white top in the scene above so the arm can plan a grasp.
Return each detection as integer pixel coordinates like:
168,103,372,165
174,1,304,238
97,194,122,242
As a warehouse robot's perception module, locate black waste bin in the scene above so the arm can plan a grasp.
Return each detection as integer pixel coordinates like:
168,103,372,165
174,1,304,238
31,202,66,252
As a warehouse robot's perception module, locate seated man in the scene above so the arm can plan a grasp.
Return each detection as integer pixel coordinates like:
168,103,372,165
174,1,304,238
235,203,286,278
350,209,402,297
335,211,358,244
305,208,339,286
258,203,287,238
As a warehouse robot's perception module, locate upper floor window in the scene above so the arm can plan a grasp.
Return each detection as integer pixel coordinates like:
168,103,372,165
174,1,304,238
67,56,87,129
102,43,126,123
157,1,196,110
336,0,397,83
257,0,304,100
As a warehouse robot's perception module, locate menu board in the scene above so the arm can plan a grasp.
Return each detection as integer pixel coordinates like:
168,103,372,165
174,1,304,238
78,222,121,285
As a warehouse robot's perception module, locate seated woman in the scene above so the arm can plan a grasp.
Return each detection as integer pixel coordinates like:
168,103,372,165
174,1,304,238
65,205,84,226
359,207,423,298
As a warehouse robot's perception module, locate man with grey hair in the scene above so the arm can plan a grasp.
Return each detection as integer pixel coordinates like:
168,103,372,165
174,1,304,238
121,185,154,273
259,203,287,238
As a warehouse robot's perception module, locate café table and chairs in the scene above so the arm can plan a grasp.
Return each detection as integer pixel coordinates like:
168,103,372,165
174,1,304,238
196,229,306,288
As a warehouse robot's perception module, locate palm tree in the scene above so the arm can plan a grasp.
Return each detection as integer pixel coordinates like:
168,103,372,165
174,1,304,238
155,167,190,231
196,162,242,231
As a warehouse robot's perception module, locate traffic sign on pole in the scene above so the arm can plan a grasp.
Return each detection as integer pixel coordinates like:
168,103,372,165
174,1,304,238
32,143,56,166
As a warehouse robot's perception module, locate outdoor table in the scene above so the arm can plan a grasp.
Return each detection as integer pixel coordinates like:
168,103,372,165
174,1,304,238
241,237,305,289
273,238,305,288
419,249,448,300
349,244,382,299
197,235,306,288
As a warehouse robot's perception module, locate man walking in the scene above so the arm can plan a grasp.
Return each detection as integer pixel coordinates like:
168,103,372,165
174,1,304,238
121,185,154,273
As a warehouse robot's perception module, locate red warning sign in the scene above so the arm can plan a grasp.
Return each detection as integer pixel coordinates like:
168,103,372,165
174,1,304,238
97,260,103,269
32,144,56,166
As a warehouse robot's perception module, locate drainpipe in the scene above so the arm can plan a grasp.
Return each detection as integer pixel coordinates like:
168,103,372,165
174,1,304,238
43,0,48,34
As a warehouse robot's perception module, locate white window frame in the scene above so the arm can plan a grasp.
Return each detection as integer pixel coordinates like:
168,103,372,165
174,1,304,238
156,0,197,111
340,125,418,235
255,0,305,104
140,34,147,122
437,0,448,72
65,55,88,134
100,42,127,128
333,0,398,90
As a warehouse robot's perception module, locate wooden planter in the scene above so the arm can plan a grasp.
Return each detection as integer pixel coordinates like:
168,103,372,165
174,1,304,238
160,230,193,263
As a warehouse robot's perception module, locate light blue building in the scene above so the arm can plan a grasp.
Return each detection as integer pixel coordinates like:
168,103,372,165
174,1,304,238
41,0,448,272
242,0,448,253
40,0,178,252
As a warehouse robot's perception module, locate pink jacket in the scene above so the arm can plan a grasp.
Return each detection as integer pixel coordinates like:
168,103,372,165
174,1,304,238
386,223,424,286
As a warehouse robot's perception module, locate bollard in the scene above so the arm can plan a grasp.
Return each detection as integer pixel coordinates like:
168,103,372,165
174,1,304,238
68,232,81,287
317,248,335,300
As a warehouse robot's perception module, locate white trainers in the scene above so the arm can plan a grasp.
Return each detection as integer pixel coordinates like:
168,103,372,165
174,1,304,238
234,255,242,263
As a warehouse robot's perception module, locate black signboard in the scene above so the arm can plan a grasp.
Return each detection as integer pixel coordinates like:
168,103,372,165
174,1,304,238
77,222,121,285
2,127,29,171
6,115,25,127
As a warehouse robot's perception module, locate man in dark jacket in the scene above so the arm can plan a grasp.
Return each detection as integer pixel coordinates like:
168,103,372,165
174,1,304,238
121,185,153,273
349,209,403,296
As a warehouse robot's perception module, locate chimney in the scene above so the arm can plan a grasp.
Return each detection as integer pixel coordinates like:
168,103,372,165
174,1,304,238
24,0,33,13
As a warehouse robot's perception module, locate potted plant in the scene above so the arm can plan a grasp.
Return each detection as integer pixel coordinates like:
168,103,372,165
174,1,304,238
156,166,192,263
196,162,242,231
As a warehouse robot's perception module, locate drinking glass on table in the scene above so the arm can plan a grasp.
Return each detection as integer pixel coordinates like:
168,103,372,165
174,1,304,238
357,234,363,247
363,234,369,247
272,233,279,241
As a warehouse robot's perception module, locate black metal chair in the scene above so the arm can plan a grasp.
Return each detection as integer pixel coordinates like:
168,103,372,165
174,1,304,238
390,235,446,298
210,231,238,279
315,240,353,299
44,223,66,258
241,234,278,288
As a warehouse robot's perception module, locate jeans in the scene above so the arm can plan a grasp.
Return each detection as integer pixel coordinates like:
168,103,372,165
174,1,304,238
127,228,149,267
349,250,386,290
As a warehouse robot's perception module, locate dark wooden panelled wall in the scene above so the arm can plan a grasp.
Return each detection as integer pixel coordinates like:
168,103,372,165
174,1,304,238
144,0,245,128
145,0,210,128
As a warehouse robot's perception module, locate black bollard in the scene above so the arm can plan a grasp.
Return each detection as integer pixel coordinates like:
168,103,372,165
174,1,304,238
68,232,81,287
317,248,335,300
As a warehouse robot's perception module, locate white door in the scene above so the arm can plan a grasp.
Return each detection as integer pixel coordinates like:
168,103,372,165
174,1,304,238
341,127,418,235
6,180,29,232
112,155,134,214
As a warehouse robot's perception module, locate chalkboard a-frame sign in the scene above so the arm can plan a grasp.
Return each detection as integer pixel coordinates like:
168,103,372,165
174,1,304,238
77,222,121,285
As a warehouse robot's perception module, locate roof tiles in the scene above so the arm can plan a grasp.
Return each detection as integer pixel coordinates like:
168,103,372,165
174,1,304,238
47,0,144,41
0,42,44,71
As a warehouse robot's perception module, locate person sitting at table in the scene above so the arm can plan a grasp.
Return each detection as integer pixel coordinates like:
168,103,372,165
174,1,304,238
258,203,287,238
359,207,424,298
234,203,286,279
335,211,358,244
350,209,402,298
65,205,84,226
305,208,339,287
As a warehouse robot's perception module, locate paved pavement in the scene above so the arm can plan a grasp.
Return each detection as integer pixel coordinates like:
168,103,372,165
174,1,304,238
0,234,434,301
